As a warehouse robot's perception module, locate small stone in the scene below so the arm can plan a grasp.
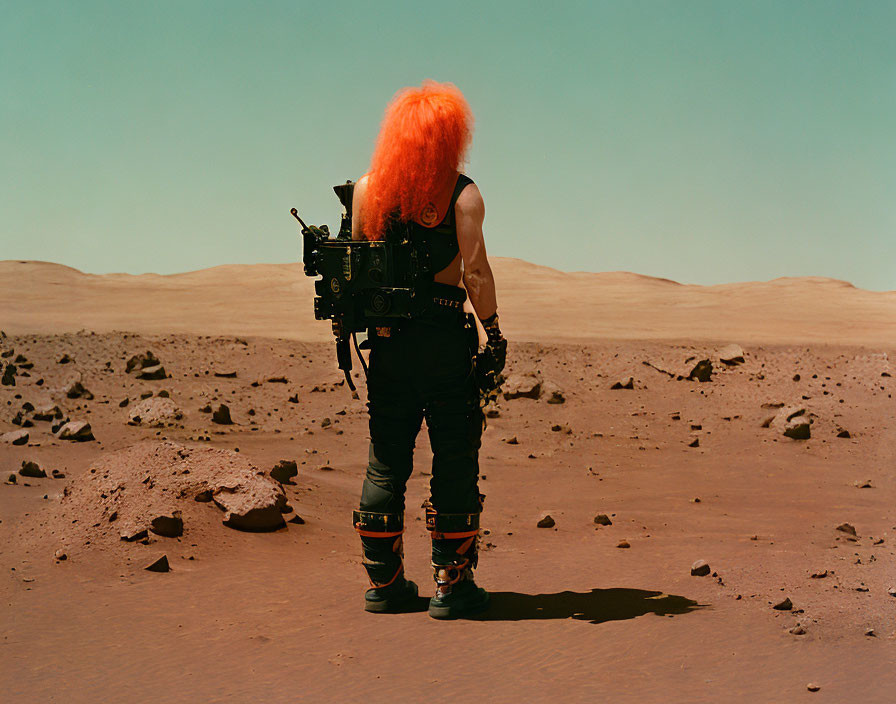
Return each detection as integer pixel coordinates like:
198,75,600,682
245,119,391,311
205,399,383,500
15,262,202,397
688,359,713,382
214,370,237,378
773,597,793,611
287,514,306,525
32,404,63,421
145,555,170,573
503,373,542,400
2,429,29,445
853,479,872,488
688,438,700,447
810,570,828,579
150,512,184,538
864,628,876,637
835,522,857,537
836,429,851,438
321,417,332,428
58,353,72,364
66,381,94,400
136,364,167,380
7,474,16,484
593,514,612,526
19,461,47,478
610,376,634,390
887,587,896,598
199,404,212,413
789,625,806,635
270,460,298,485
616,540,631,549
536,514,555,528
212,404,233,425
119,398,129,407
504,436,519,445
717,344,745,365
126,350,160,373
806,683,820,692
54,549,67,561
687,559,711,576
56,421,94,442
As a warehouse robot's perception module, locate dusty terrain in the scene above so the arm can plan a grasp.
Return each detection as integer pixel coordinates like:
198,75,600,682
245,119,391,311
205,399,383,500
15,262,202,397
1,260,895,703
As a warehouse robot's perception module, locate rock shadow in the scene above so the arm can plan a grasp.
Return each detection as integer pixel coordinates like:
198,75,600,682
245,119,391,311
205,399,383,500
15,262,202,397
471,588,705,624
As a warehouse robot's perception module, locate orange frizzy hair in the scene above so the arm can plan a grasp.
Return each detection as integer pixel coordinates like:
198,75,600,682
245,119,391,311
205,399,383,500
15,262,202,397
362,80,473,240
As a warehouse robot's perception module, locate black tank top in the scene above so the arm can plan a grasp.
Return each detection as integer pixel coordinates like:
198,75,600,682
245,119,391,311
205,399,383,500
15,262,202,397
411,174,474,272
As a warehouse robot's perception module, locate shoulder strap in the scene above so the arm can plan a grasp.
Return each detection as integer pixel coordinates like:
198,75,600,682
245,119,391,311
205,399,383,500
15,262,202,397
449,174,474,209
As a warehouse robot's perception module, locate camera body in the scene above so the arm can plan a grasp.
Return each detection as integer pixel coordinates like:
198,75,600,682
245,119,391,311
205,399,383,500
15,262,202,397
300,181,435,335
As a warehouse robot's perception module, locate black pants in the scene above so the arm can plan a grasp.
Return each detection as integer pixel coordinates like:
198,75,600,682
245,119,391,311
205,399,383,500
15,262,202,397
356,308,485,586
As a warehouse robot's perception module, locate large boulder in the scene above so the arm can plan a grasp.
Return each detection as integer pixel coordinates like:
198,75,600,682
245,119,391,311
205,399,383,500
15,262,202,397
768,405,813,440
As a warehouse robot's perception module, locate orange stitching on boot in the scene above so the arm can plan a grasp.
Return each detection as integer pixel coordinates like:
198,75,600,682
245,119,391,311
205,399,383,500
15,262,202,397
456,536,476,555
428,529,479,539
355,529,404,537
370,564,404,589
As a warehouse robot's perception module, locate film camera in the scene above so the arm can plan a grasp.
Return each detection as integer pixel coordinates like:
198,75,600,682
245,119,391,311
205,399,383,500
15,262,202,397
291,181,438,390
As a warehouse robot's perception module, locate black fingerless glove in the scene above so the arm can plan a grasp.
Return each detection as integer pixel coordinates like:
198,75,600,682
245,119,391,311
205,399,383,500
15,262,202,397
475,313,507,408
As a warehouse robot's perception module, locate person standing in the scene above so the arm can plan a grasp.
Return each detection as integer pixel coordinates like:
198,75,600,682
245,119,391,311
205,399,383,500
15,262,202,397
350,80,506,618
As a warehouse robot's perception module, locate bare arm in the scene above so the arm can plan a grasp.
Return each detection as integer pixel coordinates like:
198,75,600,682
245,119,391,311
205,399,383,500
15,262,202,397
456,184,498,320
351,174,370,241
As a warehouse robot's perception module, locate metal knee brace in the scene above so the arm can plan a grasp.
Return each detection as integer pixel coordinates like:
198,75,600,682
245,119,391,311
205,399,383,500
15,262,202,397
353,510,405,589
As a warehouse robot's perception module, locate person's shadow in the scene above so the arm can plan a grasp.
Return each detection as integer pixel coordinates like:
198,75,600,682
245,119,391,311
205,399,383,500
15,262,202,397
470,588,705,623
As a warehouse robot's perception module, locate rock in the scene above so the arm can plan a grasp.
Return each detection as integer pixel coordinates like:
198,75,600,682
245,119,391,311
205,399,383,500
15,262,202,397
864,628,876,637
616,540,631,549
119,398,129,407
807,683,820,692
53,549,68,561
58,353,72,364
593,514,612,526
783,418,811,440
485,408,500,418
887,587,896,598
717,344,745,365
688,359,713,382
199,404,212,413
610,376,634,390
51,469,65,479
503,373,542,400
691,560,711,576
321,417,332,428
789,625,806,635
213,484,287,532
836,522,857,537
211,404,233,425
32,404,63,421
214,370,237,378
504,436,519,445
810,570,828,579
853,479,873,489
157,390,169,398
56,421,94,442
773,597,793,611
688,438,700,448
7,474,16,484
150,511,184,538
270,460,298,485
127,397,183,427
126,351,160,373
836,429,851,438
136,364,167,380
19,461,46,478
144,555,170,573
287,514,305,525
536,514,555,528
267,376,289,384
1,363,16,386
120,526,149,542
543,381,565,404
2,429,29,445
66,381,94,400
139,391,153,399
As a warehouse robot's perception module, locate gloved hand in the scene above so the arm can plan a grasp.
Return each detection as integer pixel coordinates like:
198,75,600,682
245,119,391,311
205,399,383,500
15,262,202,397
475,313,507,409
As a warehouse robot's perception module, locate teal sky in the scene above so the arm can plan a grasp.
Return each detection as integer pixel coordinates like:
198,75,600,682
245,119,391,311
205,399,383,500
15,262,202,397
2,1,894,290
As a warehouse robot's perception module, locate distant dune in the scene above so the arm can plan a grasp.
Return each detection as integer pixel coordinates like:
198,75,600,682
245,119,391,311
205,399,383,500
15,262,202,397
1,258,894,346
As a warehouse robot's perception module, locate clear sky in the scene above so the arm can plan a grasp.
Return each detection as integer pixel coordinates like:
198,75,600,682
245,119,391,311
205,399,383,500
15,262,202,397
2,1,894,290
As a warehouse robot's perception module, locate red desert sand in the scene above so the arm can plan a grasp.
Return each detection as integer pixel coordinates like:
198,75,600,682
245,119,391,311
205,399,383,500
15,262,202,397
1,258,894,703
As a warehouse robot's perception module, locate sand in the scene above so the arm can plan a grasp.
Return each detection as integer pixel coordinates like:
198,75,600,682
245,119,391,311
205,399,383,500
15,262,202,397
1,259,894,703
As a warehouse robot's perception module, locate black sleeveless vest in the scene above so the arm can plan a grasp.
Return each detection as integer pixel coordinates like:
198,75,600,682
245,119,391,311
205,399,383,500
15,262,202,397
404,174,474,272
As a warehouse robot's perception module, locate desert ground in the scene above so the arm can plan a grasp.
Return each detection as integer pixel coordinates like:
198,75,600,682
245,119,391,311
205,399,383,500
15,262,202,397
1,259,894,703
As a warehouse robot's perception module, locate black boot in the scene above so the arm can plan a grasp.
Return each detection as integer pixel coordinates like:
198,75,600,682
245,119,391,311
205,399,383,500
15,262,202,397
353,510,418,613
425,503,489,619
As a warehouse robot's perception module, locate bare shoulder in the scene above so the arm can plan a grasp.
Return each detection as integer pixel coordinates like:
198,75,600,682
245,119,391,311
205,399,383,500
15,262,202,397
455,181,484,220
355,173,370,197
